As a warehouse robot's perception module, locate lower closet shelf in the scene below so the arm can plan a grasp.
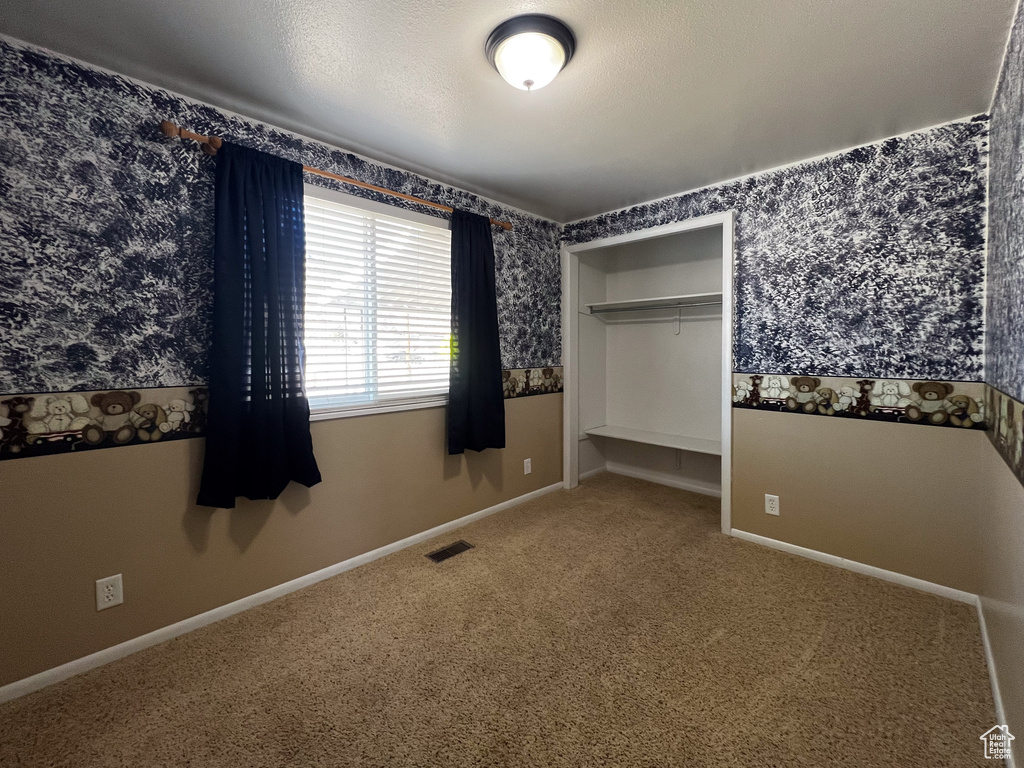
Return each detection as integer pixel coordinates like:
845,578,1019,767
583,425,722,456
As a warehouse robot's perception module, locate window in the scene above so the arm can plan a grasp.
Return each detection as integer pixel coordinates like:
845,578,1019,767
302,187,452,418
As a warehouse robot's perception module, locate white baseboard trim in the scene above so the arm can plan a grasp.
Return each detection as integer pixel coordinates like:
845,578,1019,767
976,596,1016,768
605,462,722,498
728,529,977,604
578,466,606,481
0,481,563,705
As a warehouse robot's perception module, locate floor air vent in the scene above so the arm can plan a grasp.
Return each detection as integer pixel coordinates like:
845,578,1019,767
426,540,474,563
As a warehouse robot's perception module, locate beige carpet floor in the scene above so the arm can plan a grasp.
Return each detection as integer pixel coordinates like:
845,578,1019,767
0,474,997,767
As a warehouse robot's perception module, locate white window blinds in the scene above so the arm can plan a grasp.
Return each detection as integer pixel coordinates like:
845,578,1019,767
303,193,453,414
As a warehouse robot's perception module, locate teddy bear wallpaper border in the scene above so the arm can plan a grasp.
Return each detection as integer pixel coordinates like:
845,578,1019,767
502,367,564,399
732,374,988,430
0,369,564,462
0,38,566,463
987,387,1024,488
0,386,209,461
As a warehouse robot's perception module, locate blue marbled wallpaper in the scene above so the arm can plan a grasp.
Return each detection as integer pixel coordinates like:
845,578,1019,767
0,39,562,394
564,119,989,382
0,36,993,393
987,2,1024,403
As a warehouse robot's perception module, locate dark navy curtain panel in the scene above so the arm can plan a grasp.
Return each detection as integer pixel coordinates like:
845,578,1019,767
447,210,506,454
196,143,322,508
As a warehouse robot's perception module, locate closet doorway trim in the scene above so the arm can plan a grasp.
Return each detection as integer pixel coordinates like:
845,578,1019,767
560,210,736,534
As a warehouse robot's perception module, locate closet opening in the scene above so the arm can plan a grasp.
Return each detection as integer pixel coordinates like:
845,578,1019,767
561,212,735,533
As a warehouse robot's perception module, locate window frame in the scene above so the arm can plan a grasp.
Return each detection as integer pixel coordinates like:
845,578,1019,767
302,184,452,422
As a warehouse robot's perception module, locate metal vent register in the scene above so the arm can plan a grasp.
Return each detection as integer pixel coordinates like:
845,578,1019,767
426,541,474,563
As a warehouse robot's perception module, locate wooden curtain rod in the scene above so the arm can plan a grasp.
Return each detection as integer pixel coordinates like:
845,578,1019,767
159,121,513,231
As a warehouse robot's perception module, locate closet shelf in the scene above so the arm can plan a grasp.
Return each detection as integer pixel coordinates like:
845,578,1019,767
585,292,722,314
584,425,722,456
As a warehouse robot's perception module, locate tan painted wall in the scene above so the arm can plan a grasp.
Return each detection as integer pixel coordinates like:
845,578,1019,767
733,408,1024,738
978,448,1024,741
732,408,988,593
0,394,562,686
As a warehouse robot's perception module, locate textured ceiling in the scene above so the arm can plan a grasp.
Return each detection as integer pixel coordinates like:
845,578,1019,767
0,0,1016,222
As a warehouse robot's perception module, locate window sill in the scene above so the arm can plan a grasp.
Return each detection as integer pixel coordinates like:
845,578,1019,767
309,395,448,422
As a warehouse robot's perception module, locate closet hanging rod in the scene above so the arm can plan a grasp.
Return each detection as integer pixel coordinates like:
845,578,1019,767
590,301,722,314
157,121,513,231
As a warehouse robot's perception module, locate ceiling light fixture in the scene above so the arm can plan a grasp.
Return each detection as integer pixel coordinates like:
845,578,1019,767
485,14,576,92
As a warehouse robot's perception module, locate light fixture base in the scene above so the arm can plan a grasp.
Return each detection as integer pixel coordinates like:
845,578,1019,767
485,14,576,90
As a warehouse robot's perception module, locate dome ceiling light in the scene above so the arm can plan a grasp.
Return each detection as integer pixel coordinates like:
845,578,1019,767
485,14,576,91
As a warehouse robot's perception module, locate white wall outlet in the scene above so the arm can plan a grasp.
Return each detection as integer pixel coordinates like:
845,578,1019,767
96,574,124,611
765,494,780,516
524,458,532,475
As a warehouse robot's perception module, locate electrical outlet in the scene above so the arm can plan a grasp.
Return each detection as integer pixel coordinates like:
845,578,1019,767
524,458,532,475
96,574,123,611
765,494,780,516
